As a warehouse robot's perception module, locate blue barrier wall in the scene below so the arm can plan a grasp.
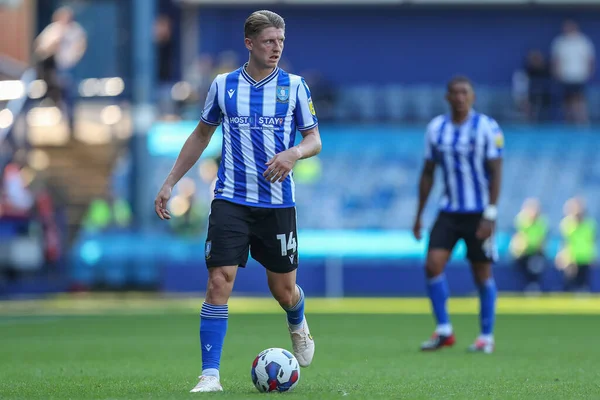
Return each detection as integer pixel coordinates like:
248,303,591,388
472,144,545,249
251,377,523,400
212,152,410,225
69,231,600,295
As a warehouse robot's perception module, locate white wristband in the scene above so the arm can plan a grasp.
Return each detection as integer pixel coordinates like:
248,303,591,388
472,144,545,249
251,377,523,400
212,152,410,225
483,205,498,221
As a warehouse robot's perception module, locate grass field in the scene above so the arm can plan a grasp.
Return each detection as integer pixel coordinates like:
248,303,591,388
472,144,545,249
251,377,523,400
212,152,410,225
1,295,600,399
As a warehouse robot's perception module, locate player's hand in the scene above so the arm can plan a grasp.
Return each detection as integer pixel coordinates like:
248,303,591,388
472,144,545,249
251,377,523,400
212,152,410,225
412,217,422,241
154,185,172,220
263,148,301,183
476,219,495,240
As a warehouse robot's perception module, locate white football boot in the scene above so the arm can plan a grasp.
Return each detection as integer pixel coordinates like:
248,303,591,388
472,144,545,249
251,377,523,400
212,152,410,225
190,375,223,393
289,318,315,367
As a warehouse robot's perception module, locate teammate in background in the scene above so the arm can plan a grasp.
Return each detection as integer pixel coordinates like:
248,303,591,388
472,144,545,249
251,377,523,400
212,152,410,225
412,76,504,354
154,10,321,393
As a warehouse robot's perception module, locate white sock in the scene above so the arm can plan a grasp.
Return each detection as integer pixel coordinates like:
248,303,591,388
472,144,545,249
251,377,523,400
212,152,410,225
479,334,494,343
202,368,220,380
435,323,453,336
288,318,305,332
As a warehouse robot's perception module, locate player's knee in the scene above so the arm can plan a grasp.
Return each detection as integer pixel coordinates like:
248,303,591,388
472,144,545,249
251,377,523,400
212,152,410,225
472,263,492,284
425,259,445,278
271,283,296,308
206,267,235,301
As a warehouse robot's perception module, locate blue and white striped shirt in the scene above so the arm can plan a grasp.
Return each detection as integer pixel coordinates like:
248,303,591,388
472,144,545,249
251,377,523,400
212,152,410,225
424,110,504,213
201,64,318,208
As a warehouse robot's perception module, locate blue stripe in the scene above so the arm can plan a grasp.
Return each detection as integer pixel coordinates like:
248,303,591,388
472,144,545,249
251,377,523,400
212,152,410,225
294,85,305,128
468,114,483,210
250,85,271,204
224,71,246,200
437,118,451,208
277,72,293,204
201,117,220,126
215,137,226,195
452,127,465,210
300,78,318,128
204,81,221,124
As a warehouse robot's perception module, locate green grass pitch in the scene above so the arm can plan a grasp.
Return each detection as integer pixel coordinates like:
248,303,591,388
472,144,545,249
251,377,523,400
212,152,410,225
1,295,599,399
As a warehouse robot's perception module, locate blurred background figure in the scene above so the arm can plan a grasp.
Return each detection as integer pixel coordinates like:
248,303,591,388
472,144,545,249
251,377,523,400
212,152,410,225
33,6,87,135
551,20,596,125
523,50,552,122
510,198,548,293
555,198,597,292
82,191,132,234
154,13,176,118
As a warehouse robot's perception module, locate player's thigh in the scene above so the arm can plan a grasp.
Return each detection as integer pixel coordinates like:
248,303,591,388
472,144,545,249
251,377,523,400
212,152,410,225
205,199,251,269
250,206,298,274
462,213,497,266
426,213,459,276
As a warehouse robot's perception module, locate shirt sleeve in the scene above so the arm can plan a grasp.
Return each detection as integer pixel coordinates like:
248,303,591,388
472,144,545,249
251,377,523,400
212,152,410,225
294,78,318,131
200,78,222,126
485,118,504,160
424,122,435,161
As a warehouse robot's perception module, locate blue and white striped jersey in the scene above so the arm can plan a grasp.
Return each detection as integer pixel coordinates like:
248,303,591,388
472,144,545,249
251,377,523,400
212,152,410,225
424,110,504,213
201,64,318,208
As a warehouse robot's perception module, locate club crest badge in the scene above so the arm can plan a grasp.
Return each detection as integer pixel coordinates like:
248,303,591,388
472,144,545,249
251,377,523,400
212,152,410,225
205,241,212,260
276,86,290,103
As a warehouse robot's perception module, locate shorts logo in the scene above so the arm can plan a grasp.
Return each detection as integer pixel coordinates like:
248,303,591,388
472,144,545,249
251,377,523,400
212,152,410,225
276,86,289,103
205,241,212,260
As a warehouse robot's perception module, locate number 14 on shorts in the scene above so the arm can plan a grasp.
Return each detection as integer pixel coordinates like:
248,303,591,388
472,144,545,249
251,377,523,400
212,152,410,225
276,232,297,261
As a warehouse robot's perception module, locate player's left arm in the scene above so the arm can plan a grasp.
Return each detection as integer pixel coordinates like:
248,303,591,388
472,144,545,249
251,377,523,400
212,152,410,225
477,120,504,240
264,78,322,183
264,126,322,183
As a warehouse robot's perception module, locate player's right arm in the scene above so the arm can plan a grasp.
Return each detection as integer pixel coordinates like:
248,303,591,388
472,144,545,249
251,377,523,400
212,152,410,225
413,120,438,240
155,78,222,220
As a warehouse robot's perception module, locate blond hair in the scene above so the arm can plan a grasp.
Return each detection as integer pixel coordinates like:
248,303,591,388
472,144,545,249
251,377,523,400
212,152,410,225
244,10,285,38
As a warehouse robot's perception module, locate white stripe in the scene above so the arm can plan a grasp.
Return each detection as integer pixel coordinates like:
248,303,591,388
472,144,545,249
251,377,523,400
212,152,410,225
474,128,490,206
262,81,281,204
442,128,459,211
236,77,258,203
460,127,477,210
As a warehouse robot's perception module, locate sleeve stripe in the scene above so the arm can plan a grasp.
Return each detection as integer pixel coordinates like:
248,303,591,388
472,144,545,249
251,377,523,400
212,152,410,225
201,117,220,126
298,121,318,131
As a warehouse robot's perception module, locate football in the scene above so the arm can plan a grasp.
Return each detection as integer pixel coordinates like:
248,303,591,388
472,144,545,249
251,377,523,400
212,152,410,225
251,347,300,393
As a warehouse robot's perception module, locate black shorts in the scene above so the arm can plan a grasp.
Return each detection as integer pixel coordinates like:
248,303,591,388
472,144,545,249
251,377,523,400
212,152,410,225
204,199,298,273
428,212,497,263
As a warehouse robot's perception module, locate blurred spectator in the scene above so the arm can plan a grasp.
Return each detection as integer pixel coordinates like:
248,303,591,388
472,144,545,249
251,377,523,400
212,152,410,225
33,6,87,135
509,198,549,293
154,14,176,117
82,193,132,233
551,20,596,125
182,53,215,119
1,159,34,216
301,70,336,122
524,50,552,122
0,160,62,278
213,50,239,77
184,54,214,99
555,197,596,292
